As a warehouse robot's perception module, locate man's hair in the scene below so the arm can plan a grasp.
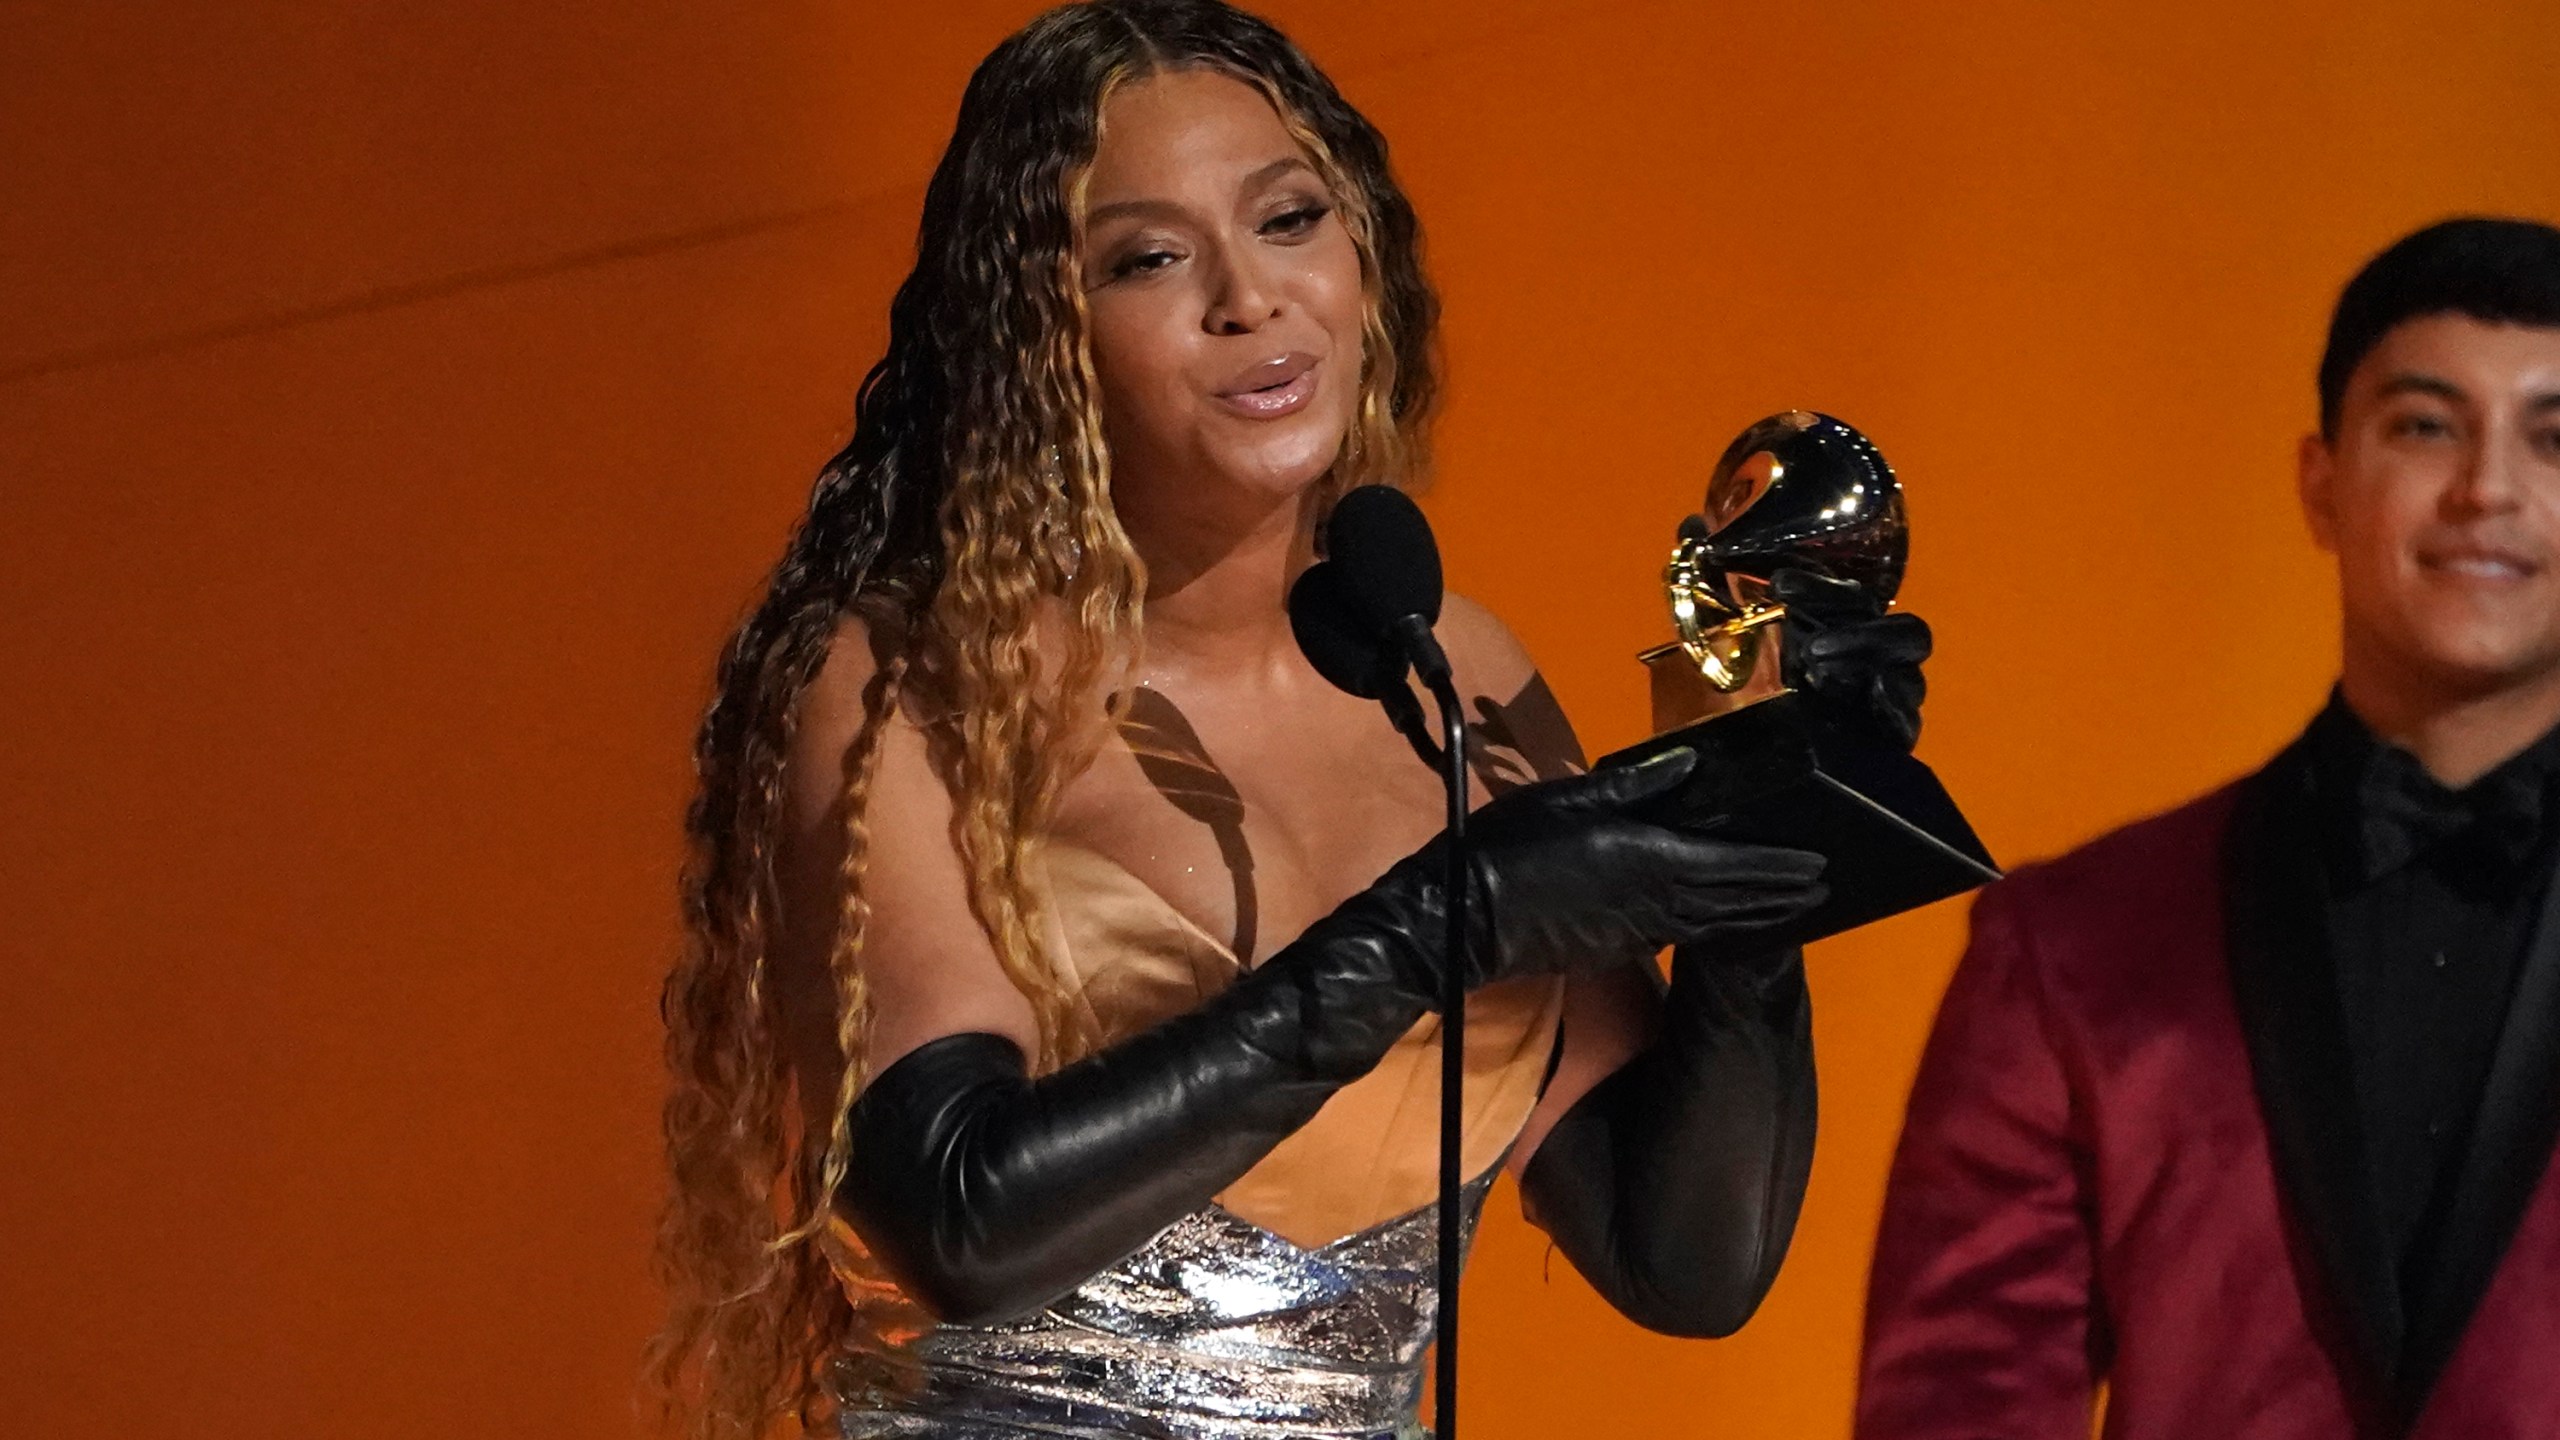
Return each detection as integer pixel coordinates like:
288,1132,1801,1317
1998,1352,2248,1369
2318,216,2560,436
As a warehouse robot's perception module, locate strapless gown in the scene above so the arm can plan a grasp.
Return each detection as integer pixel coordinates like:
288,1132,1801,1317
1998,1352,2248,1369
825,844,1566,1439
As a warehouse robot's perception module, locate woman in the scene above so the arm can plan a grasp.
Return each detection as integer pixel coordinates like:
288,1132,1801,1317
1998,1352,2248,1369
652,3,1930,1437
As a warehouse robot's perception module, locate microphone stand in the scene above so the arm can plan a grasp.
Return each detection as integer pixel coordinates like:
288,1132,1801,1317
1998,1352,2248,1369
1395,616,1469,1440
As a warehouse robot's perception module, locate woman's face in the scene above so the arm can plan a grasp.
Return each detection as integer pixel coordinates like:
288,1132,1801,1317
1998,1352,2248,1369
1078,68,1366,527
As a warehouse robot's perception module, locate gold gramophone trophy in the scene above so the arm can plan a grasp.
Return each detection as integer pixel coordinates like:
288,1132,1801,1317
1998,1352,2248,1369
1600,411,1998,945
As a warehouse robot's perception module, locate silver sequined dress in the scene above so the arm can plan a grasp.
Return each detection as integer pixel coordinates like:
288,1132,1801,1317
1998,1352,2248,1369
832,1173,1492,1440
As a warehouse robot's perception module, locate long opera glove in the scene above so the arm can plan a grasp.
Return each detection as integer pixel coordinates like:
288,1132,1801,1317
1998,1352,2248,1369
1520,943,1818,1338
836,751,1825,1324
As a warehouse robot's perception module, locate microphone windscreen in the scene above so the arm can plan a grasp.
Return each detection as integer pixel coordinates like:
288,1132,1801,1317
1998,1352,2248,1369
1325,485,1443,628
1289,562,1406,700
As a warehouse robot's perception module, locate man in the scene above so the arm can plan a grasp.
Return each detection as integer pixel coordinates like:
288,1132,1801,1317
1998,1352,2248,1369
1857,218,2560,1440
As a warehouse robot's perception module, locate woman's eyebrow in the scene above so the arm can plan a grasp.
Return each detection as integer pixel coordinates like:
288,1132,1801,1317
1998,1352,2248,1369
1086,195,1184,227
1086,157,1316,228
1239,155,1316,192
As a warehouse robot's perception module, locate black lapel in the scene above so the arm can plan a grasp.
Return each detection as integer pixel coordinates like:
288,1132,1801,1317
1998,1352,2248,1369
2223,745,2405,1394
2399,845,2560,1405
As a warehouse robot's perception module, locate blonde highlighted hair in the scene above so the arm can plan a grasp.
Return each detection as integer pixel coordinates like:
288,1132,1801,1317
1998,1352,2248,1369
648,3,1440,1435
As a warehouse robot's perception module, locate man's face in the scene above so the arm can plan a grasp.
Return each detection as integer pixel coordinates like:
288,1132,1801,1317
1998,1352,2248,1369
2301,314,2560,697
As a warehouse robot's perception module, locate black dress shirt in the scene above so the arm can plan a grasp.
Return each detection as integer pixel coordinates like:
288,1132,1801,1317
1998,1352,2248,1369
2303,694,2560,1315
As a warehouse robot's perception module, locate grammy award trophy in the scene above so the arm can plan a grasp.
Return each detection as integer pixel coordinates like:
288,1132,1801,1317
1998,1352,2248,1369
1599,410,1999,945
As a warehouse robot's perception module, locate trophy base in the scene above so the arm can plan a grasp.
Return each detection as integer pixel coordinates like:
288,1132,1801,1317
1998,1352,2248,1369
1596,692,2000,949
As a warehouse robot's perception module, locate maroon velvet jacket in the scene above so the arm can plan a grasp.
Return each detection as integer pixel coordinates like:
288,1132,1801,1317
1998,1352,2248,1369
1858,745,2560,1440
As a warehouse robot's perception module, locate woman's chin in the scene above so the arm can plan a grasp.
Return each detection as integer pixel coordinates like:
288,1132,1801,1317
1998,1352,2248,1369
1204,444,1348,505
1113,416,1353,514
1204,397,1356,494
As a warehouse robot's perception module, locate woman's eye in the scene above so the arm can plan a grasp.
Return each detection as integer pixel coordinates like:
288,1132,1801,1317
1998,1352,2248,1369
1110,247,1181,280
1260,202,1331,238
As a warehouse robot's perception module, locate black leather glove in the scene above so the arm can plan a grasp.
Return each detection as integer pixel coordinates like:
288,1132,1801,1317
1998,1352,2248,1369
1773,567,1931,752
1520,942,1816,1338
836,748,1826,1325
1396,747,1831,991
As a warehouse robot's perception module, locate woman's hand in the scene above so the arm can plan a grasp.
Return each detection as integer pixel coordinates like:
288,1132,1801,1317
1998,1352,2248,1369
1773,567,1932,751
1455,748,1827,984
1333,747,1829,1004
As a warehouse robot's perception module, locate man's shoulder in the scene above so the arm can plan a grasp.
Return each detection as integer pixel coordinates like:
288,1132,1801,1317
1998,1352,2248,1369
1981,778,2248,933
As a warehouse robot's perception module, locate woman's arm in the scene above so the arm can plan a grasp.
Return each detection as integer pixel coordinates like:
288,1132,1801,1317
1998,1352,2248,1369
774,621,1818,1325
1439,593,1840,1337
775,621,1421,1324
1521,945,1817,1337
766,619,1038,1137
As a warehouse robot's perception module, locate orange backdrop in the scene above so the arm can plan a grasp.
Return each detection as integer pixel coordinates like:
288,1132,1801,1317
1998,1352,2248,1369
5,3,2558,1436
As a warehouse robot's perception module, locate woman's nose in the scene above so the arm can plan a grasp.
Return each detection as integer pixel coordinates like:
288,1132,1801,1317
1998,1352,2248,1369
1202,248,1281,335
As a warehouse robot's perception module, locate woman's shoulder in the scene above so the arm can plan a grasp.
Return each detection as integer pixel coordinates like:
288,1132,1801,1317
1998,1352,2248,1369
1435,590,1537,694
794,613,886,743
1435,591,1587,783
783,611,933,828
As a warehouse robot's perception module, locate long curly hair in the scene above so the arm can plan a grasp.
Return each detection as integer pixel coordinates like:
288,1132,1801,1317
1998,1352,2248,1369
647,3,1440,1435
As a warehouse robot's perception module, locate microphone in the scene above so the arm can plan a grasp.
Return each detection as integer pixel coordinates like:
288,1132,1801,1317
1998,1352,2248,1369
1286,482,1472,1439
1286,561,1405,700
1322,485,1453,689
1287,561,1446,770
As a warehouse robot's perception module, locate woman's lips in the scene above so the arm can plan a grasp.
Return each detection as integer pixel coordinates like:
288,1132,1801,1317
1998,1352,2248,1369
1214,354,1319,419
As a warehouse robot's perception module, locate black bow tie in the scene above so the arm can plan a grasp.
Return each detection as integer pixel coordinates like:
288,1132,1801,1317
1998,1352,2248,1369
2355,743,2547,882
